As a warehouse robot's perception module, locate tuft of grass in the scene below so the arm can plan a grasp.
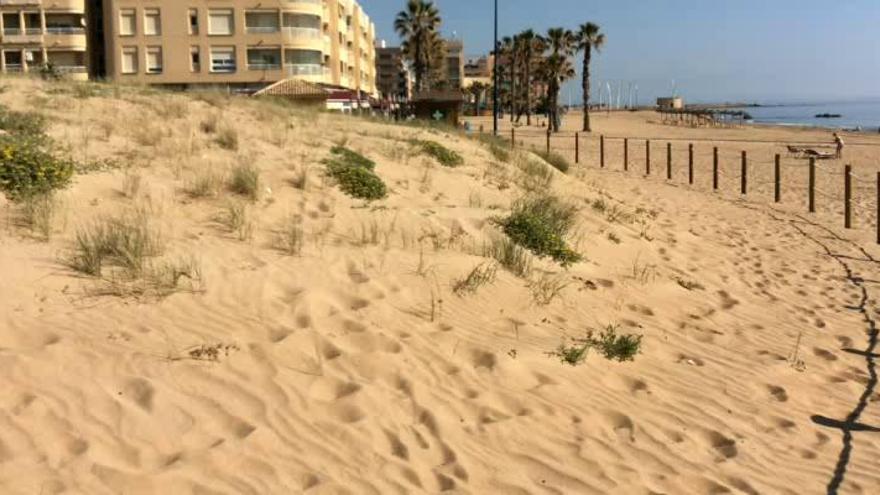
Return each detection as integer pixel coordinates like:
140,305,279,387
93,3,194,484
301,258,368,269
290,166,309,190
215,126,239,151
185,168,224,198
324,146,386,200
607,231,621,244
551,324,643,365
67,211,163,277
528,273,570,306
411,139,463,167
477,134,511,162
483,237,532,278
535,150,570,174
200,114,219,134
496,195,582,267
452,262,497,296
515,156,554,193
228,163,260,200
275,215,304,255
121,170,142,199
20,192,58,241
219,201,254,241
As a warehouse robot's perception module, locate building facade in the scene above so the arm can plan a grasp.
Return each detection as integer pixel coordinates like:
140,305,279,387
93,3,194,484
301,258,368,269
0,0,89,80
0,0,377,96
375,42,410,102
443,37,463,89
100,0,376,95
463,54,492,88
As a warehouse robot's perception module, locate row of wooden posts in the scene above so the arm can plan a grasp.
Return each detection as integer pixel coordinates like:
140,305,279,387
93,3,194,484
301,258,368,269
478,126,880,244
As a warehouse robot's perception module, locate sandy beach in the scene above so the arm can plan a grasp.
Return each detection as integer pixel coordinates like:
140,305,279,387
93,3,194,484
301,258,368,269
1,77,879,494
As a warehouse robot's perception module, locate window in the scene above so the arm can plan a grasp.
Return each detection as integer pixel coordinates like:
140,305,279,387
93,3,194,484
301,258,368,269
146,46,162,73
188,9,199,35
144,9,161,35
121,47,137,74
119,9,135,36
208,9,234,36
210,46,236,72
190,46,200,72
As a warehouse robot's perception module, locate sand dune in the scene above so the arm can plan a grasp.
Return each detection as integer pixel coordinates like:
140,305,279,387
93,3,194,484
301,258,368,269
1,77,879,494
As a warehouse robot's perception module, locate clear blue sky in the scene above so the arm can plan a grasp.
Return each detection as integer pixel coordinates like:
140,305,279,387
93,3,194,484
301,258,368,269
366,0,880,104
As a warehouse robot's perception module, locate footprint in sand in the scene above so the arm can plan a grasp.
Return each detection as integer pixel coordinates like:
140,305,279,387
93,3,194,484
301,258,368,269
767,385,788,402
813,348,838,362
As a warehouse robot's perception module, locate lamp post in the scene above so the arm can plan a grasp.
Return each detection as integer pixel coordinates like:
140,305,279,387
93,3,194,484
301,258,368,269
493,0,499,136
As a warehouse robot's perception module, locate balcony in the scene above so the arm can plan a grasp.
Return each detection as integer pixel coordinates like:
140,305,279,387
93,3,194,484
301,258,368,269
286,64,326,76
283,0,323,16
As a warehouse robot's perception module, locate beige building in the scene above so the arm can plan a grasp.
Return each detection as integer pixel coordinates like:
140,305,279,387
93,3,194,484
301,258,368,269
0,0,377,96
375,42,411,102
101,0,376,95
0,0,89,80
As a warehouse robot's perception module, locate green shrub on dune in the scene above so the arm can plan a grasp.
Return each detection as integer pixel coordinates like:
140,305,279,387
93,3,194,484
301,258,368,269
324,146,386,200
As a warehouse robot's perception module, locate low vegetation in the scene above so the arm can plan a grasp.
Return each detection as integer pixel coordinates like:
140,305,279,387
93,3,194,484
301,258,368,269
452,262,497,296
496,195,582,267
274,214,304,256
0,105,74,201
215,126,239,150
483,237,533,277
324,146,386,200
552,325,643,365
228,163,260,200
20,192,58,241
515,156,554,192
411,139,464,167
477,134,512,162
528,273,570,306
67,210,162,277
535,150,571,174
219,201,254,241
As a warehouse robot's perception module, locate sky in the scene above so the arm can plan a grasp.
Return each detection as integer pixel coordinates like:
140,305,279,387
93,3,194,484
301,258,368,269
365,0,880,104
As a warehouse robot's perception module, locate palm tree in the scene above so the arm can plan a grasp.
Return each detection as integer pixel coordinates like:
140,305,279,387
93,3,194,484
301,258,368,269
394,1,441,93
514,29,542,126
500,36,518,122
542,28,574,132
468,81,490,116
574,23,606,132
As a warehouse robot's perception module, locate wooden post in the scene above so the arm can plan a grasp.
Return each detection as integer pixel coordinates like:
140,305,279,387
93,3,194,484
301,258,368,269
741,150,747,195
774,154,781,203
479,124,484,134
511,127,515,149
624,138,628,171
712,147,719,190
844,165,852,229
575,133,579,164
646,140,651,175
600,135,605,168
688,143,694,185
666,142,672,179
809,157,816,213
545,129,550,155
877,172,880,244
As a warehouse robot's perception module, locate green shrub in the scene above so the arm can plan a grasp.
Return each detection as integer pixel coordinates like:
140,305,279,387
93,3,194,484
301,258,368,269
229,163,260,200
0,136,74,201
411,139,463,167
324,146,386,200
535,150,570,174
327,162,386,200
551,325,643,365
496,195,581,267
330,145,376,170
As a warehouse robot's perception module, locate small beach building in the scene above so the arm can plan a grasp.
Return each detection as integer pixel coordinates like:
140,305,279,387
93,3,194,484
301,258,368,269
657,97,684,110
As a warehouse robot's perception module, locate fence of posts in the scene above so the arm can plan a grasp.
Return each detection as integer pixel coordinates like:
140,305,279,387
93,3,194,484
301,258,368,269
646,140,651,175
713,147,719,190
688,144,694,185
741,151,748,195
809,158,816,213
844,165,852,229
667,142,672,180
600,135,605,168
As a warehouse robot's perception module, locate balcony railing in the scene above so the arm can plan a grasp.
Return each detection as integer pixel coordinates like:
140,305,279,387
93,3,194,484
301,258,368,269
45,26,85,35
286,64,327,76
4,64,23,72
282,27,321,39
2,28,22,35
286,0,322,5
245,26,280,34
248,62,281,71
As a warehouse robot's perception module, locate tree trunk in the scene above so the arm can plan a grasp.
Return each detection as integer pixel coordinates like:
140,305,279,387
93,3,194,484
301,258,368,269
582,47,591,132
525,50,532,126
509,53,516,122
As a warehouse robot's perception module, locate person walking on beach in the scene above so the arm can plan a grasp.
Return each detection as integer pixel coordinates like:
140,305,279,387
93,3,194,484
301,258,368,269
833,132,845,159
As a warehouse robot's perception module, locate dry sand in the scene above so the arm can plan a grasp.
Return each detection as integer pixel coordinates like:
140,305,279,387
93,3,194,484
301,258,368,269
1,77,879,494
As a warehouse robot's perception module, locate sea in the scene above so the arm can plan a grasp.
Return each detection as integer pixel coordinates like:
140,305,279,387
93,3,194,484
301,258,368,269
735,101,880,131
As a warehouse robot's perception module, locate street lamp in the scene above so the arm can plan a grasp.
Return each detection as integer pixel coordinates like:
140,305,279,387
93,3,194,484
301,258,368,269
493,0,499,136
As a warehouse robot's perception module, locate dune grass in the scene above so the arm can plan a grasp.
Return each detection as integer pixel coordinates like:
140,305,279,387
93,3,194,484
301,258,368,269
496,194,581,267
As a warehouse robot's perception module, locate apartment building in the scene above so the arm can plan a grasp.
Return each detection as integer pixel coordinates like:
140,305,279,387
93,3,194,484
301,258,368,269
375,42,411,102
463,54,493,87
443,37,463,89
99,0,376,95
0,0,89,80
